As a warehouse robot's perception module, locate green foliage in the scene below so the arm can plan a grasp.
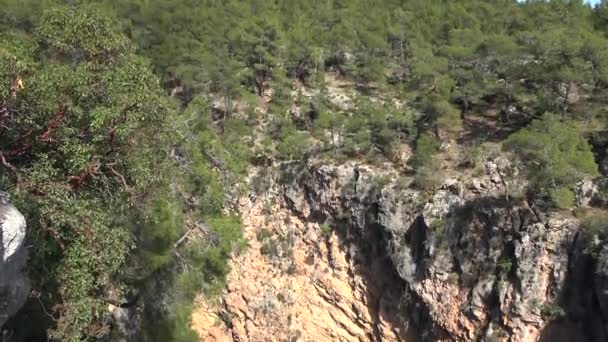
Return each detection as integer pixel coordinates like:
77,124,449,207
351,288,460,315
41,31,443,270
181,96,252,215
497,258,513,279
260,238,281,258
141,302,199,342
462,143,482,169
275,128,309,160
142,215,245,342
550,187,576,210
413,166,441,191
582,212,608,240
140,197,185,272
319,222,333,235
4,0,608,340
412,133,440,169
199,216,246,297
429,218,448,247
540,302,566,320
0,7,173,341
505,113,598,202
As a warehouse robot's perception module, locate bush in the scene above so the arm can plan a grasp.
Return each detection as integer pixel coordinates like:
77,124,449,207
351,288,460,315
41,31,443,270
583,212,608,239
413,165,440,190
141,197,185,272
462,143,481,168
142,303,199,342
550,187,575,209
429,218,448,246
497,258,513,279
505,113,598,196
411,133,440,168
256,228,274,242
540,302,565,320
276,132,309,160
260,239,280,258
319,222,332,235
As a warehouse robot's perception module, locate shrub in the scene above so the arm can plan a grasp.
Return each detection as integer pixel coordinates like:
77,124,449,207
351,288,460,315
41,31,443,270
550,187,575,209
141,197,185,272
413,165,440,190
540,302,565,320
497,258,513,279
319,222,333,235
462,143,481,168
583,212,608,239
411,133,440,168
256,228,274,242
260,239,280,258
505,113,598,201
276,131,309,160
429,218,448,247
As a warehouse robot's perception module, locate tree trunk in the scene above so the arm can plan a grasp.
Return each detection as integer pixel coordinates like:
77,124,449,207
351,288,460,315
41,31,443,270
224,94,229,121
560,82,571,120
462,99,469,119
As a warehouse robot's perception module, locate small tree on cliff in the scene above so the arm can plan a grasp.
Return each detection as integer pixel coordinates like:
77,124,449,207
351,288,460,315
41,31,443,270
504,113,598,208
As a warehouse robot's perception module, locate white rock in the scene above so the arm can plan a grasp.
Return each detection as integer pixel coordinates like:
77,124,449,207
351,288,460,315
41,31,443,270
1,202,26,261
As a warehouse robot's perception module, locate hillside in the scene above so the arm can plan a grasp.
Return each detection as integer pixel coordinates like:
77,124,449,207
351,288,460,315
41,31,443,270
0,1,608,341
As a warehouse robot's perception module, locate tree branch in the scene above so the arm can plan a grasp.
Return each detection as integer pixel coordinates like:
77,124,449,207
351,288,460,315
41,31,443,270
108,165,129,190
0,151,21,187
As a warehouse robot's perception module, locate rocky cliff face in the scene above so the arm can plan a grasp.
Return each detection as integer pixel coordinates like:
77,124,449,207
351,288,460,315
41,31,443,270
193,158,608,341
0,192,30,328
192,196,414,341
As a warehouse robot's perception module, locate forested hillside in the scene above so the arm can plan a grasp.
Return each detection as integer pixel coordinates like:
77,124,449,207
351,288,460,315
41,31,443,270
1,1,608,341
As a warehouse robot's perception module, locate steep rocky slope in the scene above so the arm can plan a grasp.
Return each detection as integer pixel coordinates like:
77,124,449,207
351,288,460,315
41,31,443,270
192,195,413,341
193,154,608,341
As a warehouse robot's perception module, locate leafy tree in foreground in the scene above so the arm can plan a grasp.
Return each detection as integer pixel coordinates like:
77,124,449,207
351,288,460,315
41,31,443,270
0,7,173,341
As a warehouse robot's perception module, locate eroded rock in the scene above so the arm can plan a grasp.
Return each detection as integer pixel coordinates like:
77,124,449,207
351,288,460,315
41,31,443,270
0,192,30,327
193,160,606,342
192,198,411,341
278,160,584,341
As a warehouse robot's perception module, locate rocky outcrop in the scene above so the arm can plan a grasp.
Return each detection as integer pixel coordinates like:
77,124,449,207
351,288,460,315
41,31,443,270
192,197,414,341
0,192,30,327
278,159,604,341
576,178,608,208
193,158,608,341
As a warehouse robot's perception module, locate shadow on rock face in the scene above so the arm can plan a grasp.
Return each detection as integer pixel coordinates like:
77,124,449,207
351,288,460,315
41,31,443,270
538,318,595,342
544,233,608,342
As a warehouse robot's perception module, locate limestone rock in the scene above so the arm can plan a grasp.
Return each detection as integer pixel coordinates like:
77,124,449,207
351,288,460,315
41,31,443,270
576,179,599,207
192,198,411,342
193,160,601,342
278,161,583,341
0,192,30,327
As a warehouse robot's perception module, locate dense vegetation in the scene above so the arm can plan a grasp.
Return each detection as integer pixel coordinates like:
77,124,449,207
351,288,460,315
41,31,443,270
1,0,607,341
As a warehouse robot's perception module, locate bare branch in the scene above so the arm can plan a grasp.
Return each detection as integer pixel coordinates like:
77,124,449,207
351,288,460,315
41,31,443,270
0,151,21,187
109,166,129,190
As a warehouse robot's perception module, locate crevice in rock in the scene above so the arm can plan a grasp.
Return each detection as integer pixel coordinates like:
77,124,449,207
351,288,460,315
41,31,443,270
540,232,608,342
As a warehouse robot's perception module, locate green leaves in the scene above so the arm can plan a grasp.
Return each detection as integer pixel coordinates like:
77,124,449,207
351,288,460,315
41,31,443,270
38,6,133,63
1,7,173,340
411,133,440,169
505,113,599,205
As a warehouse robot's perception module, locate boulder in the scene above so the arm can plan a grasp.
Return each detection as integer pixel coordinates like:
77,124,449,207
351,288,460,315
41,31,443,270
576,179,599,207
0,192,30,327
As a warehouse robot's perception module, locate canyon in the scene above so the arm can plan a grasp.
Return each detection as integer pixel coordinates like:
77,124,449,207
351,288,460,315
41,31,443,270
191,157,608,341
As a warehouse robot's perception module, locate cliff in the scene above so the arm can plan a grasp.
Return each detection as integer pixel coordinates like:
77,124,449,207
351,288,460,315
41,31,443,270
192,155,608,341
